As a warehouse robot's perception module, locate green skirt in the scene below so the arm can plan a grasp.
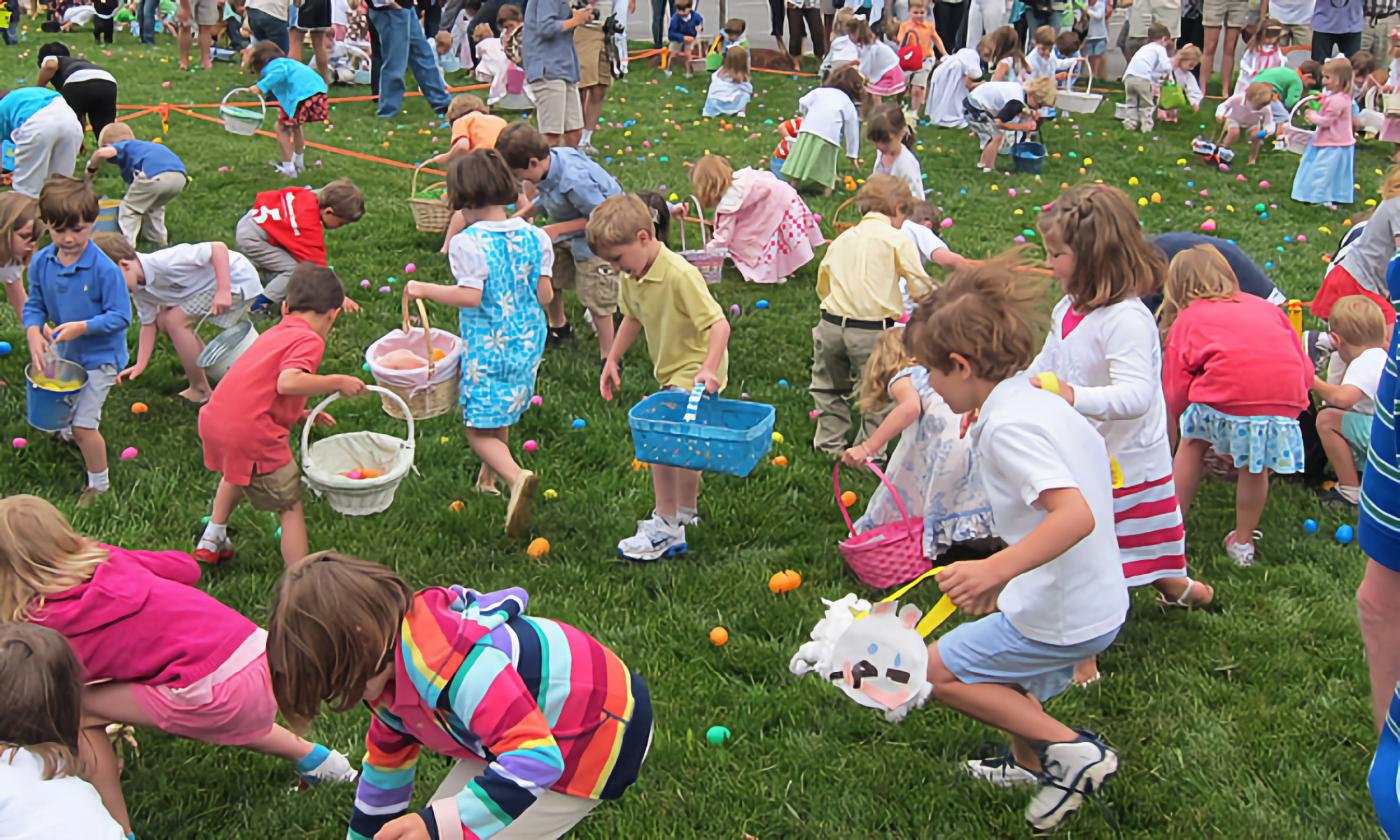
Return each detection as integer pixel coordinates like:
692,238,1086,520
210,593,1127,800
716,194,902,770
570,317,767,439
781,133,839,190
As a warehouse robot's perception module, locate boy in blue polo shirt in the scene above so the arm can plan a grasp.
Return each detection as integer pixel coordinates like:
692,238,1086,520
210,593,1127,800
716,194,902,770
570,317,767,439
22,176,130,508
84,122,188,247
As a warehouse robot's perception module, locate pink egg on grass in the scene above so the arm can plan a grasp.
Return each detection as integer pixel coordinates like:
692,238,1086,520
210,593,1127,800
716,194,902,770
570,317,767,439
523,439,538,452
1297,234,1308,243
404,263,416,273
359,279,371,288
1259,180,1271,189
808,409,821,420
11,437,26,449
119,446,138,461
1236,174,1247,183
217,165,230,173
530,395,543,406
1200,219,1217,233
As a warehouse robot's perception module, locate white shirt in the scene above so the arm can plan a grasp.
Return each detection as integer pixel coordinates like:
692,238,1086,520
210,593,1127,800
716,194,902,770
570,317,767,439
1173,67,1203,106
821,34,860,77
1086,0,1108,39
1343,346,1387,415
1267,0,1314,24
1028,296,1174,487
133,243,263,325
331,0,348,27
1124,41,1172,83
1026,47,1057,80
450,217,553,290
971,377,1130,646
857,40,900,83
706,71,753,105
796,87,861,158
0,748,126,840
1215,91,1276,132
874,145,924,199
899,220,946,313
967,80,1025,115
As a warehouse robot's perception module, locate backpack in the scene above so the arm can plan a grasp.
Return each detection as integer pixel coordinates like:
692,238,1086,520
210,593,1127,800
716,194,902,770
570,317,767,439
897,30,923,71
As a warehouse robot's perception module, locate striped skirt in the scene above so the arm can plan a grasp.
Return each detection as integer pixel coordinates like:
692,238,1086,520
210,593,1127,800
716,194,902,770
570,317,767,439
1113,472,1188,587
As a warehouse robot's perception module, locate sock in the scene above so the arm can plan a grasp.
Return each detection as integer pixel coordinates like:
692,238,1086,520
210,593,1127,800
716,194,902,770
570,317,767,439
296,743,331,774
658,512,682,529
199,521,228,549
580,128,593,145
87,470,110,492
281,159,294,170
678,505,698,522
292,152,304,168
1339,484,1361,504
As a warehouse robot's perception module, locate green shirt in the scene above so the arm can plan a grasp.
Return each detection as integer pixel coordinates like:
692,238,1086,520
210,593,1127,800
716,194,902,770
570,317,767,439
1254,66,1306,109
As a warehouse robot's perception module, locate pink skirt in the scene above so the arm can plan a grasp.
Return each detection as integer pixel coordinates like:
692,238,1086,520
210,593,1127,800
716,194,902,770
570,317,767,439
731,196,824,284
129,634,277,747
1113,472,1188,586
868,66,907,97
1381,115,1400,144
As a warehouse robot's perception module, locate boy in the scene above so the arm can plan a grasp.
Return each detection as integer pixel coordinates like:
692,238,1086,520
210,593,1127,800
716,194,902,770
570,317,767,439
246,41,330,178
1052,29,1084,89
195,263,367,568
1215,80,1277,164
896,0,943,116
22,176,130,507
237,177,364,314
84,122,188,247
966,75,1055,171
1120,21,1172,132
904,256,1128,833
498,121,622,363
95,233,263,404
812,175,931,456
587,194,730,562
1312,295,1389,506
666,0,703,78
1255,60,1321,126
706,17,748,73
895,198,968,316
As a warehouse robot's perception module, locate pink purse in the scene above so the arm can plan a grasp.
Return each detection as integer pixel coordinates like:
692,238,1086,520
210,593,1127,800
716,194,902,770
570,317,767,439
835,461,931,589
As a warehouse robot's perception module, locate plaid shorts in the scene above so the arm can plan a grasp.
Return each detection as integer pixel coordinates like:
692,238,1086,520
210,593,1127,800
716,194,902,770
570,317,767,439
278,92,329,128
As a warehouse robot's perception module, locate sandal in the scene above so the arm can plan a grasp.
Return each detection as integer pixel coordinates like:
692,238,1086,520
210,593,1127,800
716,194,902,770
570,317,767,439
1156,577,1215,609
474,464,502,496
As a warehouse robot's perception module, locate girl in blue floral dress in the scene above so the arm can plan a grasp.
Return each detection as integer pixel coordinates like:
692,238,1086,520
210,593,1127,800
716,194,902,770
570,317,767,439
405,149,554,539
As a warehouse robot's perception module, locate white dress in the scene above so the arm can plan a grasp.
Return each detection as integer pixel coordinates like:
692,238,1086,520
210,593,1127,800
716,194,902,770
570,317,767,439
925,49,983,127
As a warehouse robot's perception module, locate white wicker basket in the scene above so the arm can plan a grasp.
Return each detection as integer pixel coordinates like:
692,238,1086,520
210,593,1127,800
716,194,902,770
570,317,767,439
220,87,267,136
1278,94,1318,155
301,385,416,516
1056,62,1102,114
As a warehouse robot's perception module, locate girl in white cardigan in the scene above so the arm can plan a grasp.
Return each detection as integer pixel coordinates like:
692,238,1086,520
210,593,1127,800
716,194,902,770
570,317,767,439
780,66,864,194
1032,184,1216,686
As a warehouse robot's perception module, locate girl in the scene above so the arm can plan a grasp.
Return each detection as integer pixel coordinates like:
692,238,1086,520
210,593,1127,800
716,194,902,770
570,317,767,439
1160,245,1313,567
703,45,753,117
1157,44,1203,124
35,42,119,143
924,46,984,127
850,18,906,103
1380,30,1400,162
1313,165,1400,325
0,623,124,839
473,8,530,110
690,153,824,284
1234,18,1284,94
405,150,552,537
0,84,83,199
1035,185,1215,684
820,6,859,81
1292,56,1356,208
0,495,357,838
266,552,652,840
426,93,508,168
247,40,330,178
781,65,864,194
867,103,924,199
984,25,1025,81
0,191,40,324
844,329,996,560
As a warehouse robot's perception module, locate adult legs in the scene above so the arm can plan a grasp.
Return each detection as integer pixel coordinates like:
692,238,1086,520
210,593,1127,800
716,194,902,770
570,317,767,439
650,0,671,47
786,5,806,57
403,6,452,112
1201,23,1221,93
368,6,410,116
139,0,158,43
417,0,440,40
1359,559,1400,732
934,0,965,52
801,5,826,59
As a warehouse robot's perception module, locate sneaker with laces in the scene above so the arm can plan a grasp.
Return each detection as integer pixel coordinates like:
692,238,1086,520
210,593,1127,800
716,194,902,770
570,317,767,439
297,747,358,787
1223,529,1260,567
1025,732,1118,832
617,515,687,562
965,754,1040,787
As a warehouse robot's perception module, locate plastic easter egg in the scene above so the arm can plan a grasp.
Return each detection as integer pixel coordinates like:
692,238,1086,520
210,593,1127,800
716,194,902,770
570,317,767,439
119,446,138,461
840,490,857,508
530,395,543,406
755,299,769,310
709,627,729,646
359,279,371,288
777,379,789,388
131,402,148,415
706,725,731,745
1337,524,1355,544
523,439,538,452
11,437,26,449
940,218,954,229
1303,518,1318,534
571,418,587,429
527,537,550,557
543,488,558,500
0,340,11,356
404,262,416,273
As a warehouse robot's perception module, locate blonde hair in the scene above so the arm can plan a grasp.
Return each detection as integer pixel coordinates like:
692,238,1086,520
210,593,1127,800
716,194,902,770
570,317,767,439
1175,43,1201,68
434,30,452,51
907,0,928,9
1380,163,1400,200
0,192,41,267
1022,75,1057,107
472,22,493,41
1158,245,1240,336
846,17,876,45
447,93,489,121
0,495,108,624
857,329,917,411
832,6,856,31
1033,24,1054,47
1245,81,1274,109
719,45,750,83
97,121,135,146
855,174,913,217
690,154,734,208
1324,55,1353,90
1330,295,1387,347
586,194,655,251
1038,183,1165,310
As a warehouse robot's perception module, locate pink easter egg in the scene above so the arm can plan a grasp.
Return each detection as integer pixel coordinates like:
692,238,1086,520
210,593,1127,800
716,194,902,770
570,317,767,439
11,437,26,449
1236,174,1247,183
1007,187,1017,197
523,439,538,452
1259,180,1271,189
359,279,371,288
1200,220,1217,233
405,263,416,273
1013,235,1026,243
217,165,230,173
808,409,821,420
1184,200,1194,207
530,395,543,406
1218,163,1230,172
120,446,138,461
939,218,954,229
1199,189,1209,196
1297,234,1307,243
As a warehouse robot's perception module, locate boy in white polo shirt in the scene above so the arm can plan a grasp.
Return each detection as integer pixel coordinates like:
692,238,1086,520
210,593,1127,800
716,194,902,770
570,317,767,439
903,255,1129,833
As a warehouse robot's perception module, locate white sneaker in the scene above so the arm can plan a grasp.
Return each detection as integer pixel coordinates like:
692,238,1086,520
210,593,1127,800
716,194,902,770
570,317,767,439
270,161,298,178
1223,530,1261,567
299,748,358,786
578,141,599,156
1025,733,1118,832
617,514,687,562
965,754,1039,787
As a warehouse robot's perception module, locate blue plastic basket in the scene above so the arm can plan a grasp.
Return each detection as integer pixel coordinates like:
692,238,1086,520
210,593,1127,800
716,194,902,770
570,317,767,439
628,384,775,477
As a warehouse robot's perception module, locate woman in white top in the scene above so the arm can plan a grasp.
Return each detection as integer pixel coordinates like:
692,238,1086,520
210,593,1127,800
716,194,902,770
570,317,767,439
925,47,983,126
867,103,925,199
780,65,864,193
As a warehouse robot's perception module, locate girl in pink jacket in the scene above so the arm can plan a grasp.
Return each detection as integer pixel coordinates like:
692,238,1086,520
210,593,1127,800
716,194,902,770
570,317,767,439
1292,57,1356,207
0,494,358,837
690,153,825,284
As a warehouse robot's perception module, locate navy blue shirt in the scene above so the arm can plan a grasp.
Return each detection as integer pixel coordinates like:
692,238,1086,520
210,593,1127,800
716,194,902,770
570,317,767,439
110,140,186,184
1144,232,1282,314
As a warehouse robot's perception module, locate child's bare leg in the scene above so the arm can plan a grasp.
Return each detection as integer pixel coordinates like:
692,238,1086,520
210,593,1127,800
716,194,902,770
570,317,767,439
79,682,152,834
466,427,523,486
979,135,1002,169
674,467,700,516
1173,437,1211,518
277,502,309,567
292,125,305,157
160,308,212,402
1317,407,1360,486
209,478,243,525
440,209,468,253
275,123,295,163
72,426,107,475
911,85,926,113
1072,655,1099,686
1359,558,1400,731
546,295,567,328
591,309,616,359
1234,467,1269,541
652,464,681,519
1221,125,1240,148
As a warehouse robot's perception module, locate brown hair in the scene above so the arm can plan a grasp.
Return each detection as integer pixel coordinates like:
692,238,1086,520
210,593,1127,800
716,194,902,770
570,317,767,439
446,93,489,121
267,552,415,732
496,121,550,171
1032,24,1054,47
1299,58,1322,88
0,495,108,624
985,25,1025,74
690,154,734,208
249,39,286,73
1037,183,1165,311
857,328,917,411
1054,29,1080,55
866,103,913,150
434,30,453,51
903,251,1048,380
1324,55,1353,90
1249,16,1283,51
855,174,913,217
1245,80,1274,108
723,17,746,35
1157,245,1239,336
908,199,939,227
496,3,521,25
97,121,135,146
93,232,136,263
37,176,99,229
0,623,84,780
317,178,365,223
826,64,866,104
720,45,750,82
586,193,655,251
1146,21,1170,41
1352,50,1377,78
846,17,876,45
285,263,346,314
1330,295,1388,347
0,192,42,267
635,191,673,244
447,149,518,210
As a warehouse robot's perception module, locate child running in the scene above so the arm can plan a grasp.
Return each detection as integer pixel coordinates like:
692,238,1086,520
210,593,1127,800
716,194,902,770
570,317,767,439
897,0,945,116
406,150,552,537
867,103,924,199
1311,295,1388,507
703,45,752,116
689,153,823,284
1292,56,1356,208
783,65,864,194
84,122,187,247
247,41,330,178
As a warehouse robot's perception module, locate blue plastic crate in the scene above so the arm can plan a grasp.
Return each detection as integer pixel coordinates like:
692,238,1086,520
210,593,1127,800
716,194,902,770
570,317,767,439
628,385,775,477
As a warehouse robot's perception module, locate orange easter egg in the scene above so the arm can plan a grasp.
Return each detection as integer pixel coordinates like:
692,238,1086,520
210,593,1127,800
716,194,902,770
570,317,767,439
709,627,729,645
840,490,857,508
449,499,464,512
527,537,551,558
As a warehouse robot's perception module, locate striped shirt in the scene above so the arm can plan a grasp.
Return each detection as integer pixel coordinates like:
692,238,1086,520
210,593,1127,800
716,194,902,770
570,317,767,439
1359,256,1400,570
348,586,650,840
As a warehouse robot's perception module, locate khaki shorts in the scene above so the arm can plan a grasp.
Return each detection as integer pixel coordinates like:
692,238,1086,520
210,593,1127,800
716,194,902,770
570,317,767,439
528,79,584,135
1279,21,1311,46
575,25,612,89
70,364,117,430
553,243,618,314
184,0,219,26
1202,0,1249,28
243,461,302,513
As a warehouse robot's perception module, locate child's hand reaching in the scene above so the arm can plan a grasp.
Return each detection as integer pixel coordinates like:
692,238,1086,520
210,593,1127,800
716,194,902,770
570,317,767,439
373,813,432,840
48,320,88,344
211,289,233,315
116,362,146,384
599,358,621,400
935,559,1006,615
342,296,361,314
1030,372,1075,405
334,374,367,397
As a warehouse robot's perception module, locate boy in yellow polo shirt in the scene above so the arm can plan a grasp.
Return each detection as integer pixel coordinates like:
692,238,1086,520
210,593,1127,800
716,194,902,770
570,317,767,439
812,175,932,457
588,194,732,562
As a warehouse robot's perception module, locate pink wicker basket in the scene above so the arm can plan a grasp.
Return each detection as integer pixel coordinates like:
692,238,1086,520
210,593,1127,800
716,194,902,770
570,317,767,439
677,195,725,284
835,462,930,589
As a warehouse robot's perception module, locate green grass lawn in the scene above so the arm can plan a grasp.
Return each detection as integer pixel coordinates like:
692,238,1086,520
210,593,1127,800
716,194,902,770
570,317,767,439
0,31,1388,838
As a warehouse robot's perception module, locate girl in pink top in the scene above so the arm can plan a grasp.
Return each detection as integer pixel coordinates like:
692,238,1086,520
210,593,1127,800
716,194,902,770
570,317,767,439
1160,247,1314,568
689,154,824,284
0,495,358,837
1292,57,1356,207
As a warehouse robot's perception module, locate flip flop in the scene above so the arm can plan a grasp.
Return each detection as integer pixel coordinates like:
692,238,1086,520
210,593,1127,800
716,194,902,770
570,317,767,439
1156,577,1215,609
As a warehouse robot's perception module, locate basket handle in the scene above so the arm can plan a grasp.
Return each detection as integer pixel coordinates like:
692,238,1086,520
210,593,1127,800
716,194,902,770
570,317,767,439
400,291,436,377
221,86,266,118
300,384,416,473
832,460,919,541
411,163,427,198
1290,94,1319,126
680,382,706,422
832,196,857,233
1066,55,1091,94
690,194,709,248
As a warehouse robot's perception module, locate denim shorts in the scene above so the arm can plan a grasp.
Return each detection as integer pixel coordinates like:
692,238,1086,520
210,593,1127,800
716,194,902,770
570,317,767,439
937,612,1120,702
246,6,289,51
1083,36,1107,56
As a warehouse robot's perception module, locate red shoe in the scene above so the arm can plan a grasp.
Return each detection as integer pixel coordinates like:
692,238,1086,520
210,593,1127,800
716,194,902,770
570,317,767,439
194,539,235,565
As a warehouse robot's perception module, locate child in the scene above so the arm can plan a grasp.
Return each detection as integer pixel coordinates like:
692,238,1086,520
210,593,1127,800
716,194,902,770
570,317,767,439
924,46,983,127
902,198,970,274
689,153,823,284
1083,0,1109,79
434,29,462,74
1381,30,1400,161
1311,295,1388,506
1160,245,1312,566
22,176,128,508
425,93,508,168
1053,29,1084,89
590,194,731,560
820,6,860,81
474,6,531,109
237,177,364,313
195,264,368,568
406,151,552,536
782,65,864,194
0,623,124,838
1215,81,1277,165
1157,43,1203,123
0,496,357,838
897,0,945,115
0,85,83,199
498,120,623,361
851,18,905,102
1120,21,1173,132
265,552,652,839
770,114,802,176
83,122,187,247
1255,61,1322,127
812,175,932,456
95,234,262,405
1314,167,1400,324
867,102,924,199
845,329,995,559
667,0,704,78
903,257,1128,832
1235,17,1284,94
1292,56,1356,208
965,75,1055,171
1024,24,1056,82
0,192,40,324
984,25,1025,81
707,17,749,72
247,41,330,178
703,45,752,116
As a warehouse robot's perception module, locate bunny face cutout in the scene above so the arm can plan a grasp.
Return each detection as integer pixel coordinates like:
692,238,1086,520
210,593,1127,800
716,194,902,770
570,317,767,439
827,600,930,713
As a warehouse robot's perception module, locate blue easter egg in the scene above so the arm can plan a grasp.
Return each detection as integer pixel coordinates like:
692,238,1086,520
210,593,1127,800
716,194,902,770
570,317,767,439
755,299,769,310
0,340,10,356
1337,524,1355,544
777,379,789,388
1303,518,1318,533
571,418,586,429
1265,261,1274,269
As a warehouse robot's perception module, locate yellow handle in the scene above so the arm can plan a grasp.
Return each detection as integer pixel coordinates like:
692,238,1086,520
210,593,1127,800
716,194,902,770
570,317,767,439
855,565,958,639
1287,299,1304,337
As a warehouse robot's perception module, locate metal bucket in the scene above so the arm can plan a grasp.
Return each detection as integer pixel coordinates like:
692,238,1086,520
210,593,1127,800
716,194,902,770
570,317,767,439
25,359,88,432
197,320,258,382
94,197,122,233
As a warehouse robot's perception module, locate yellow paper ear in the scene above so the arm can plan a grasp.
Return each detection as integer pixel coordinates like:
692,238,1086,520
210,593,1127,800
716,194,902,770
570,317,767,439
1109,455,1124,489
1035,371,1060,394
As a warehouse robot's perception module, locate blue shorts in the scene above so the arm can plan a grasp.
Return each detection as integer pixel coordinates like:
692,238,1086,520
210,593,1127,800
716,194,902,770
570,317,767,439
937,612,1121,702
1083,36,1107,56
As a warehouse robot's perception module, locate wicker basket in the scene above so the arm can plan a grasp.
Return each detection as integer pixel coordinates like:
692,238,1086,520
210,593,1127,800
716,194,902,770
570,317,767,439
1279,95,1318,155
1055,62,1102,114
301,385,416,516
220,87,266,136
830,197,859,236
370,294,460,421
677,195,725,284
408,164,453,234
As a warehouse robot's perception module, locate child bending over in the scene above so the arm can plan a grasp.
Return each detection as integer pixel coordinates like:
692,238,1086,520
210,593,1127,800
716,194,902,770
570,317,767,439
1311,295,1389,506
84,122,188,247
782,65,864,194
248,41,331,178
1214,81,1277,165
238,177,364,313
427,93,508,168
965,75,1055,171
690,153,823,284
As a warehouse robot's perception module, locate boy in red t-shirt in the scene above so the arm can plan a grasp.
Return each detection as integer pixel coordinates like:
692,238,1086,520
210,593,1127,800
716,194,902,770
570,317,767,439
194,264,367,568
236,178,365,315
